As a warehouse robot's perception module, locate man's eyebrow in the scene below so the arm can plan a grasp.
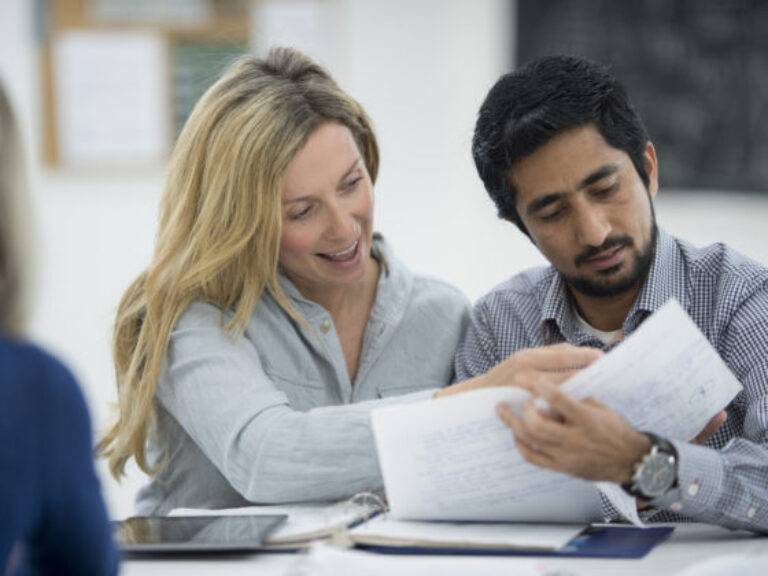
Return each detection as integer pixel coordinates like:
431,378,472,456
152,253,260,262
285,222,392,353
526,193,563,216
579,164,619,189
283,157,363,204
524,164,620,216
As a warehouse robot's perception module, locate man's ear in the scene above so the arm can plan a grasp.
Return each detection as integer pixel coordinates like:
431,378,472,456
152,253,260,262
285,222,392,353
644,141,659,199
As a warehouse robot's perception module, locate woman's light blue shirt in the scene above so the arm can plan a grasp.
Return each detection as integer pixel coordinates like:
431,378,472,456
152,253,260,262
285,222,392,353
136,235,469,514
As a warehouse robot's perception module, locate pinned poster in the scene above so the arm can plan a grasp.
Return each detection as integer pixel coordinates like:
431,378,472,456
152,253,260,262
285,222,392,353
53,30,169,167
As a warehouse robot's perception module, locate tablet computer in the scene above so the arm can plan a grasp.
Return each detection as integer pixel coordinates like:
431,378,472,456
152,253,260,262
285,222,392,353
114,514,288,553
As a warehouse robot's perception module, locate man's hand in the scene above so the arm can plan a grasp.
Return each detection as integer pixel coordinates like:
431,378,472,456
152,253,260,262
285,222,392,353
436,343,602,399
495,381,650,484
692,410,727,445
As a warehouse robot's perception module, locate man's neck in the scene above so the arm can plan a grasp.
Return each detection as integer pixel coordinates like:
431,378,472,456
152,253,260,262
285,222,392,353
570,283,643,332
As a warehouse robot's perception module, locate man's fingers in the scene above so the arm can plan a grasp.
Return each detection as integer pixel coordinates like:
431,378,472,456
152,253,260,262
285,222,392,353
524,343,603,372
530,381,584,421
692,410,727,445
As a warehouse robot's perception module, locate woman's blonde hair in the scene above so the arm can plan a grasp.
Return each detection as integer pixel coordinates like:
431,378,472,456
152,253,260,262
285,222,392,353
99,47,380,478
0,82,32,336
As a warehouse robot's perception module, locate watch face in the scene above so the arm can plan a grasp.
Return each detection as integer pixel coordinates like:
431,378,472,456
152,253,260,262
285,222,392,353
638,452,677,498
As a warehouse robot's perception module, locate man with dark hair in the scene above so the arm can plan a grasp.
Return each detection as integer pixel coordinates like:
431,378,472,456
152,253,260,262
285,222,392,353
457,55,768,532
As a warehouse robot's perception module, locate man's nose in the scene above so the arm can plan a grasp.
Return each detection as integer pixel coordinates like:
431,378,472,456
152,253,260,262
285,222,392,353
574,205,610,248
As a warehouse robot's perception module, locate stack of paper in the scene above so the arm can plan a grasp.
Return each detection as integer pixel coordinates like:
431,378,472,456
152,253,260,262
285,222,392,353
372,299,742,524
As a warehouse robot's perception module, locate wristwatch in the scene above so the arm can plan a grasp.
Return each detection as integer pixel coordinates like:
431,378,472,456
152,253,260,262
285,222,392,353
622,432,678,500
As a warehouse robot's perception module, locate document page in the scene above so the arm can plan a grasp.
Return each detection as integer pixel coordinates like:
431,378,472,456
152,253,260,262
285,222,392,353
371,299,742,522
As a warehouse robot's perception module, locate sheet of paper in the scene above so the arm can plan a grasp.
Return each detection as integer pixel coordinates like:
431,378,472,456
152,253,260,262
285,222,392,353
372,299,742,523
372,385,603,522
350,515,584,550
560,299,742,440
291,543,559,576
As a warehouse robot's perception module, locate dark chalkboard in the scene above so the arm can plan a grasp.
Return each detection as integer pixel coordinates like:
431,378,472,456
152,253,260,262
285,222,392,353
517,0,768,192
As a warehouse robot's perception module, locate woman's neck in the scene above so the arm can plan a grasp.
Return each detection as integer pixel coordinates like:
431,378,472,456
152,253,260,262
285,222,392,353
289,255,381,319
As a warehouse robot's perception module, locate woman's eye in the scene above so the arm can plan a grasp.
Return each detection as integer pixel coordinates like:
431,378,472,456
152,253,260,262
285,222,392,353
290,206,313,220
344,176,363,191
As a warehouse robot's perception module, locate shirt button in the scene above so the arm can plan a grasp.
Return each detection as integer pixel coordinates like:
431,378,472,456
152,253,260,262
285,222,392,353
747,507,756,518
688,480,700,497
320,320,331,333
670,502,683,512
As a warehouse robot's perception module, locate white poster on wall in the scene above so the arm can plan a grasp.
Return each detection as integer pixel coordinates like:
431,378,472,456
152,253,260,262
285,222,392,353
53,30,169,167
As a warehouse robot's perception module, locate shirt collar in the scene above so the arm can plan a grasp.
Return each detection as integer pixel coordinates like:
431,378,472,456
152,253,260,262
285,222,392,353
539,227,688,343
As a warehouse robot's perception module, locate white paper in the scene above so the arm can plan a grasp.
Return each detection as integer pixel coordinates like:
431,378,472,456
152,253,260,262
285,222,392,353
372,386,603,522
291,543,558,576
350,515,583,550
372,299,742,524
53,30,169,166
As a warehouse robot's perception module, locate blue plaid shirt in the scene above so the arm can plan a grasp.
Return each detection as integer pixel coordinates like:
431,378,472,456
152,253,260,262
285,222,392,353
455,228,768,533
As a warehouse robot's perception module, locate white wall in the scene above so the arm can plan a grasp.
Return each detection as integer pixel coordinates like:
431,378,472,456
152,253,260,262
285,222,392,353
3,0,768,519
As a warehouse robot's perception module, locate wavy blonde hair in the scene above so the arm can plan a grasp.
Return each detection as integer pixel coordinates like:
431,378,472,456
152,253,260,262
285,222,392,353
100,47,379,478
0,82,32,336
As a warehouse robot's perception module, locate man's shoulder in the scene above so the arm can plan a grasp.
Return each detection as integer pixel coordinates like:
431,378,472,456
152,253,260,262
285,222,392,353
674,235,768,292
411,273,471,309
476,265,556,310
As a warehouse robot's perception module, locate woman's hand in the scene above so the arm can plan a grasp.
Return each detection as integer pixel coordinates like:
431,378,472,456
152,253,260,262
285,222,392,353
435,343,602,399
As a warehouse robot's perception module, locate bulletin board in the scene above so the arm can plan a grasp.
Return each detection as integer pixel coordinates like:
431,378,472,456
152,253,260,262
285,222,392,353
516,0,768,192
42,0,250,168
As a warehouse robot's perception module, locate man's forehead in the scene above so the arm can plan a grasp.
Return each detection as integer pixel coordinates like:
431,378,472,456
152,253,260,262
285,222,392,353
508,126,626,200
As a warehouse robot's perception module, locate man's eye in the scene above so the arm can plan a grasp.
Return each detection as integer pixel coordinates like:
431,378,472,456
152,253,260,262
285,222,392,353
594,183,618,197
539,208,564,222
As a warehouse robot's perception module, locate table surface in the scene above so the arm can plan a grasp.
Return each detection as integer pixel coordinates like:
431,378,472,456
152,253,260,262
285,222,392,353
120,523,768,576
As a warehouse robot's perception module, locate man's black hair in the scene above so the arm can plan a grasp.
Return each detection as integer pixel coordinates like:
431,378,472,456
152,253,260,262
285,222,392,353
472,55,650,235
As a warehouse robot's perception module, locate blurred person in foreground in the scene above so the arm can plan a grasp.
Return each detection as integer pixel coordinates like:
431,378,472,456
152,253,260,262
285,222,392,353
460,55,768,533
0,84,118,573
98,47,599,514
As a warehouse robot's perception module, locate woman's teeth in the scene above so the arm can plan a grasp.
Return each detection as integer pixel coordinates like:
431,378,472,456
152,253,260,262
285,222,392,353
323,240,358,261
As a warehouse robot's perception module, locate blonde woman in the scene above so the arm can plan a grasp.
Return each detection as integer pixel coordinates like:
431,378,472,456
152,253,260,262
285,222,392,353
0,83,118,574
100,47,599,514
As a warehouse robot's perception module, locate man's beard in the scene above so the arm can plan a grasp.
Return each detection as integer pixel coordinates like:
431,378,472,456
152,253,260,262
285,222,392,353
564,217,658,299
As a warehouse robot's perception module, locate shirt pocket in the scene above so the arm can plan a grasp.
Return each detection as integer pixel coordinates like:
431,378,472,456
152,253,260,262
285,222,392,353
376,379,444,399
264,369,327,411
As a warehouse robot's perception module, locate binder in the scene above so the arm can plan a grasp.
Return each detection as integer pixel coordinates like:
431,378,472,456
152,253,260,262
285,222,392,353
351,524,674,558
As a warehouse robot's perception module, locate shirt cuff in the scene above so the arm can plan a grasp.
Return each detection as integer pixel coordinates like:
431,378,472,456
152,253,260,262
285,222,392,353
652,440,725,516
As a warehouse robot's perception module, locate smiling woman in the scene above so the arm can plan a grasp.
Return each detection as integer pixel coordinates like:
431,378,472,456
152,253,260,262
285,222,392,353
96,47,476,514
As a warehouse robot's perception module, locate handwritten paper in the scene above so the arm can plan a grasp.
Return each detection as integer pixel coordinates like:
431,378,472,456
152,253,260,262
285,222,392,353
371,299,742,523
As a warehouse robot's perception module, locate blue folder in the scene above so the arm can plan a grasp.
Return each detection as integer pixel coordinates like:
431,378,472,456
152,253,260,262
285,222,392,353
354,524,675,558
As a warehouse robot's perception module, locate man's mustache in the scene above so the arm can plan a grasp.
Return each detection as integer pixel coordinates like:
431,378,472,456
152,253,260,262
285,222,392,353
574,236,634,267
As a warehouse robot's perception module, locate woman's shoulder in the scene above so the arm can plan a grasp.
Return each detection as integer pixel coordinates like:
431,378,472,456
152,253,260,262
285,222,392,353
374,234,470,310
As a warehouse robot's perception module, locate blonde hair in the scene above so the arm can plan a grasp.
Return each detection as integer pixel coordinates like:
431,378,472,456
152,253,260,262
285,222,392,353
99,47,380,479
0,82,32,336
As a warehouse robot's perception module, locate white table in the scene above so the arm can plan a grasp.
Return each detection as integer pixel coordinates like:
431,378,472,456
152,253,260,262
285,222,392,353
120,524,768,576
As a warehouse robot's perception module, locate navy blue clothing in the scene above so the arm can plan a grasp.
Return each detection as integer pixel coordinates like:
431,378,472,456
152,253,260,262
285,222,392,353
0,337,118,575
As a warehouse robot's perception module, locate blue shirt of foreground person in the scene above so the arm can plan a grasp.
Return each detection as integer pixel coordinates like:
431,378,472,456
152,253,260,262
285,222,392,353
0,337,119,575
0,79,117,575
457,55,768,533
